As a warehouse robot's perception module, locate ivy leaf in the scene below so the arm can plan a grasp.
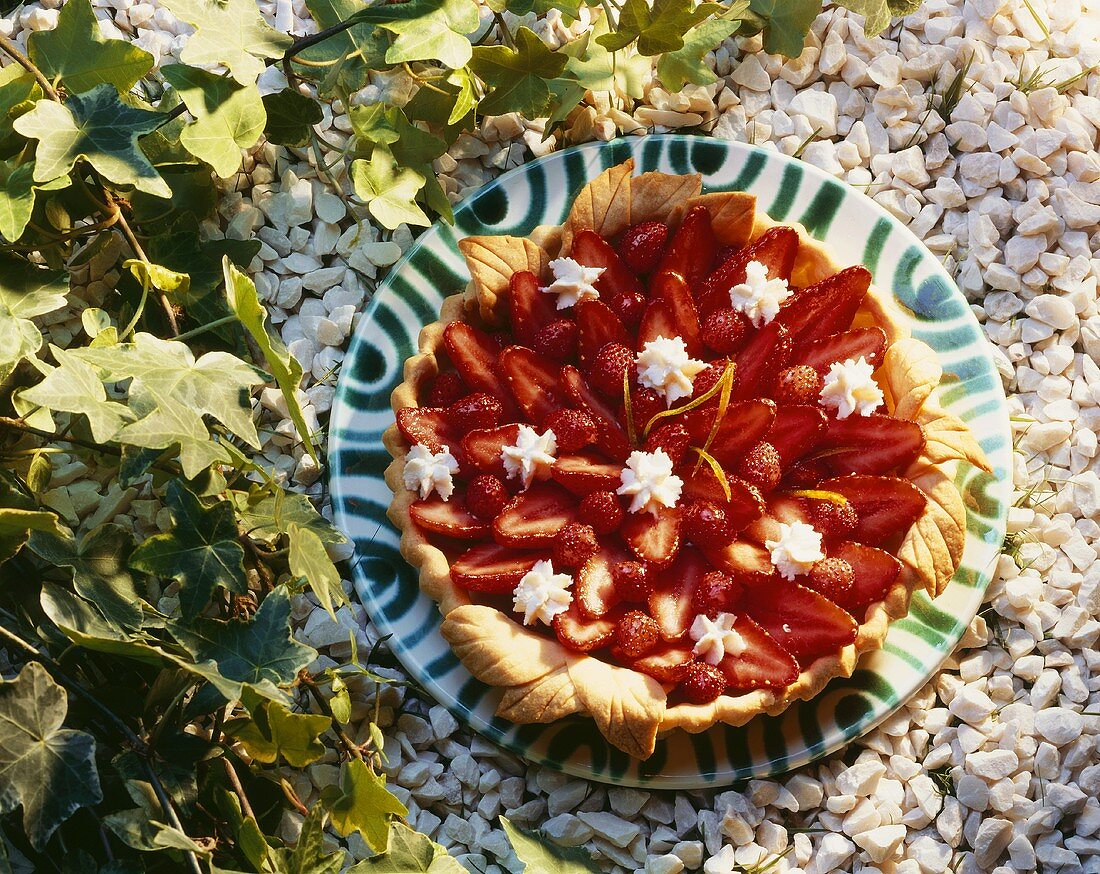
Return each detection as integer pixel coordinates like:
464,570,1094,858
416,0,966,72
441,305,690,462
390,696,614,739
14,85,171,198
350,147,430,230
161,65,267,178
223,259,320,463
563,13,649,99
656,16,741,90
225,699,330,767
321,759,408,852
18,348,135,442
834,0,917,35
28,524,143,631
499,817,601,874
363,0,481,69
296,0,390,97
117,395,232,479
40,583,167,664
27,0,153,94
288,522,348,619
348,822,465,874
0,256,67,382
231,487,348,548
262,89,323,147
598,0,721,55
749,0,822,57
0,66,40,154
350,104,447,167
163,0,293,85
471,27,568,116
543,77,588,138
269,807,345,874
0,662,103,850
0,508,64,563
123,259,190,298
130,480,248,620
0,160,63,242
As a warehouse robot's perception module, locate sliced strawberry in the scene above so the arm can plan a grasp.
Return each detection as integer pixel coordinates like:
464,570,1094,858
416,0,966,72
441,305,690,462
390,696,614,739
560,365,630,461
777,266,872,353
638,272,702,356
797,326,887,373
553,599,617,652
829,540,903,616
679,466,765,534
397,407,464,460
576,299,630,367
685,399,776,467
632,642,696,683
766,405,826,466
647,547,707,641
499,345,565,425
658,206,717,289
622,506,681,566
575,546,624,618
451,544,548,593
509,270,557,347
820,475,926,546
698,227,799,317
551,452,623,495
742,581,858,666
571,229,644,301
718,616,799,690
817,415,925,475
743,495,811,545
492,483,577,548
409,494,488,539
703,539,774,585
443,322,518,418
461,424,519,477
729,321,791,402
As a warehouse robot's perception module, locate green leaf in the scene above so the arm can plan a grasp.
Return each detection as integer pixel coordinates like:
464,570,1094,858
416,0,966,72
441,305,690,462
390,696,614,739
350,147,430,230
543,77,588,137
362,0,481,69
130,480,248,619
225,699,330,767
26,451,50,497
0,662,103,850
231,487,348,547
0,258,67,382
117,394,232,479
28,524,143,630
350,103,447,167
161,65,267,178
296,0,391,97
348,822,465,874
39,583,167,664
834,0,917,35
18,347,135,442
269,806,345,874
163,0,294,84
27,0,153,94
562,13,649,99
657,16,740,91
102,808,163,852
223,259,319,463
499,817,601,874
0,161,48,242
14,84,170,198
321,759,408,852
749,0,822,57
123,259,190,298
288,522,348,619
471,27,568,116
597,0,720,55
0,508,64,563
262,89,323,147
0,66,40,154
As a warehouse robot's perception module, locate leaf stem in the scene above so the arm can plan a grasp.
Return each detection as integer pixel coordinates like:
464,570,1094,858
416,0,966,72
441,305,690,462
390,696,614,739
0,34,60,100
174,315,240,342
300,670,363,760
221,757,257,822
113,206,181,337
493,11,516,48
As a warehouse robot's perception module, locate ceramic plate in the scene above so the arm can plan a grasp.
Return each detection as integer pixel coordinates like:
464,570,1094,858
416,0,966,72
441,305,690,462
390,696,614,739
329,136,1010,788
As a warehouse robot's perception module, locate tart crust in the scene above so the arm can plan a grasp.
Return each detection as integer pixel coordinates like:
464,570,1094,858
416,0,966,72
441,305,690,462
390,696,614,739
383,160,992,759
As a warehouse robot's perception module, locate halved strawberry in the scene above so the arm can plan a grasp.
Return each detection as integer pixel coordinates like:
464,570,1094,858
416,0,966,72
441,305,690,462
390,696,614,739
698,227,799,317
820,475,926,546
817,415,925,475
576,299,630,367
703,539,774,585
571,229,645,301
796,326,887,373
397,407,464,459
551,452,623,495
765,405,826,466
553,599,617,652
450,544,548,593
443,322,518,419
679,466,765,534
509,270,557,347
492,483,577,547
575,546,625,618
828,541,903,616
622,506,681,566
742,582,858,666
631,642,695,683
729,322,791,402
409,494,488,539
560,365,630,461
637,272,702,356
743,495,811,545
658,206,717,288
647,547,707,641
461,424,519,477
499,345,565,425
685,399,776,467
718,616,799,690
776,266,872,353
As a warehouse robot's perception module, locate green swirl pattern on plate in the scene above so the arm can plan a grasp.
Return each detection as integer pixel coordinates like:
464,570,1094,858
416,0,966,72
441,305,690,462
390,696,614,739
329,136,1010,788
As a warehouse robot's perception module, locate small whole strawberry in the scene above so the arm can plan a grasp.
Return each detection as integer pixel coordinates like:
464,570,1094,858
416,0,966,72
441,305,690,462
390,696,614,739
679,662,726,704
692,570,740,616
534,319,578,361
427,371,467,407
808,557,855,600
610,290,647,331
701,309,748,356
775,365,824,406
809,500,859,540
629,387,664,434
618,221,670,274
545,408,597,452
612,560,651,602
553,522,599,569
615,610,659,658
589,343,635,398
691,361,731,400
466,474,509,520
448,392,503,433
578,490,624,534
738,441,781,491
680,501,730,547
644,422,691,466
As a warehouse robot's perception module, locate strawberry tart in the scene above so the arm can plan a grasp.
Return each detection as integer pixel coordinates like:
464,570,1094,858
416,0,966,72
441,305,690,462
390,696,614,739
383,159,991,759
